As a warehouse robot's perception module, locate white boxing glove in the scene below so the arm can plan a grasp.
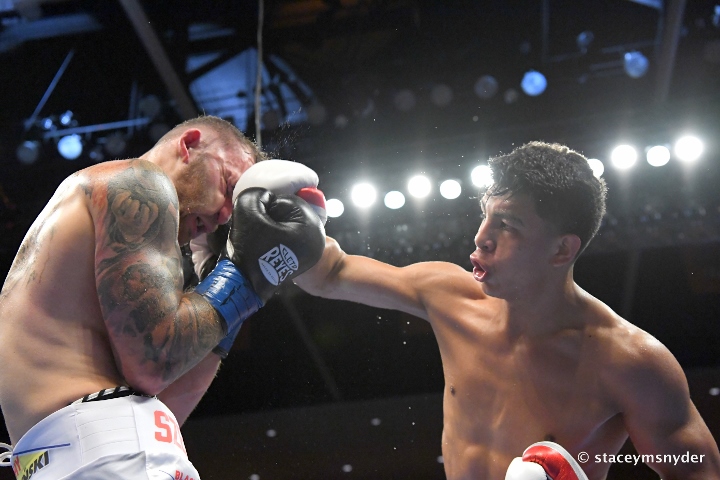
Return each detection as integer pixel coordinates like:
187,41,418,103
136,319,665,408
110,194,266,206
232,159,326,225
190,159,326,280
232,159,318,199
505,457,548,480
505,442,588,480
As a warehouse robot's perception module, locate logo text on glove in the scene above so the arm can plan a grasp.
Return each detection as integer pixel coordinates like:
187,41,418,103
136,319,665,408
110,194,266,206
259,244,299,285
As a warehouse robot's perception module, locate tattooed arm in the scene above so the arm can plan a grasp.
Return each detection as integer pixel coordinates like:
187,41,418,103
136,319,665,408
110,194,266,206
90,160,226,395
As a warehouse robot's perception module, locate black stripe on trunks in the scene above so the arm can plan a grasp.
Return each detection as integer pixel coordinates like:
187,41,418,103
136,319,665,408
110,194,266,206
71,386,155,405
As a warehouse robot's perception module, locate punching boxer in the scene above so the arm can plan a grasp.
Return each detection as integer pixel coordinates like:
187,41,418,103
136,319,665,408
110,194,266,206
295,142,720,480
0,115,326,479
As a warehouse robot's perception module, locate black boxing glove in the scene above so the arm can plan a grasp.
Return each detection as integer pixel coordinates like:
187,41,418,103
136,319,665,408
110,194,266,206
194,187,325,357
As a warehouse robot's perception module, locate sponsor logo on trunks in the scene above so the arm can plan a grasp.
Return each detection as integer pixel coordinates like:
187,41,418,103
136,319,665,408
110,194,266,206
258,244,298,285
154,410,187,455
175,470,197,480
12,450,49,480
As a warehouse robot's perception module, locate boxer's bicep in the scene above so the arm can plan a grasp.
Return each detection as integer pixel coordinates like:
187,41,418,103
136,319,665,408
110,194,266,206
89,162,220,392
616,342,719,477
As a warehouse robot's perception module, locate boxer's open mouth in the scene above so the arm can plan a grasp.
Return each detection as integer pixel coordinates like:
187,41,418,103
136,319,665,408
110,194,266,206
470,257,487,282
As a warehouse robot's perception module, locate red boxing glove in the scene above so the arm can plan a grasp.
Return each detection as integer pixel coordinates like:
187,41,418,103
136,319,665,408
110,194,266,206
505,441,588,480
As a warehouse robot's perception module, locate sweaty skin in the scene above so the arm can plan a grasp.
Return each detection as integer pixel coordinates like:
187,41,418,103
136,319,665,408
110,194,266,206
0,135,251,445
295,193,720,480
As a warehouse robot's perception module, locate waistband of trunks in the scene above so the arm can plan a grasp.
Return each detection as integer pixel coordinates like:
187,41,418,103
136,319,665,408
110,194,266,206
71,386,155,405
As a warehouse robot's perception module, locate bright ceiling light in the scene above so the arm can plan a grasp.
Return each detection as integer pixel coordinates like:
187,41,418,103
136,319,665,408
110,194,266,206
58,134,83,160
674,136,703,162
646,145,670,167
408,175,431,198
439,179,461,199
350,182,377,208
521,70,547,96
586,158,605,178
384,191,405,209
471,165,493,188
624,51,649,78
59,110,73,126
326,198,344,218
610,145,637,170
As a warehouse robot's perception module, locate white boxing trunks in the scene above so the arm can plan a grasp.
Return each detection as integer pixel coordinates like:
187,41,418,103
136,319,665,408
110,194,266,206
7,390,200,480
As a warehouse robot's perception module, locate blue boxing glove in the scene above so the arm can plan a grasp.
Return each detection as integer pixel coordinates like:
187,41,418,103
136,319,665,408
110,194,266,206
195,187,325,358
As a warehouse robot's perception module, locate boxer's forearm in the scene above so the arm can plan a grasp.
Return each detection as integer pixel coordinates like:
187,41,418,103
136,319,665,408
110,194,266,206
293,237,345,296
158,352,222,426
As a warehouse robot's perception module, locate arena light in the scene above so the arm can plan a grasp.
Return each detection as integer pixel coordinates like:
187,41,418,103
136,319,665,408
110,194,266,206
646,145,670,167
576,31,594,52
16,140,40,165
674,135,703,162
408,175,431,198
59,110,73,126
474,75,498,99
439,179,461,199
610,144,637,170
326,198,344,218
384,191,405,209
471,165,493,188
586,158,605,178
58,134,83,160
350,183,377,208
520,70,547,96
104,132,127,157
623,51,649,78
503,88,519,104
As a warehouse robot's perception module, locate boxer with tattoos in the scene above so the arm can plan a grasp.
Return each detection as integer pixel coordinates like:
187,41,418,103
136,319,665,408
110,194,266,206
0,116,325,478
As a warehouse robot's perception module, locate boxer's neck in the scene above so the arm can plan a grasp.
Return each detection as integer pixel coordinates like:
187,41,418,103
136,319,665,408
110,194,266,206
503,273,584,338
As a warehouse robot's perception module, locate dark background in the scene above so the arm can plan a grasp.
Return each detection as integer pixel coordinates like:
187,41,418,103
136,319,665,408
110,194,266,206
1,1,720,478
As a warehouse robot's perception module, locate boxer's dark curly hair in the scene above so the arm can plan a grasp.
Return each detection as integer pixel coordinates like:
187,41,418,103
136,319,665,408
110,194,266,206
486,141,607,257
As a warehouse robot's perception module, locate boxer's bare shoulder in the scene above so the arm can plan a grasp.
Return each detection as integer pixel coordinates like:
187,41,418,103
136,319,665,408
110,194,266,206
82,159,179,254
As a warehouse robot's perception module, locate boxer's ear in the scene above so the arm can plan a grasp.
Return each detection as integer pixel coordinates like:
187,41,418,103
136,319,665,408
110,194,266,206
178,129,202,163
551,234,581,267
